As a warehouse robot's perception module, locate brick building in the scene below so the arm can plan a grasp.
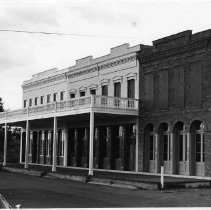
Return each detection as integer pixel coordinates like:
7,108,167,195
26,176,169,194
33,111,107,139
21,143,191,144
139,30,211,176
0,29,211,178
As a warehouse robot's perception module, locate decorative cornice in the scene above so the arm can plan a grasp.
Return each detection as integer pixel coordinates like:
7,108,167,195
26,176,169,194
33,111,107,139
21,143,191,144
100,78,110,86
22,73,66,90
112,76,123,84
89,84,98,90
78,86,87,91
139,38,209,64
67,55,137,79
125,72,137,80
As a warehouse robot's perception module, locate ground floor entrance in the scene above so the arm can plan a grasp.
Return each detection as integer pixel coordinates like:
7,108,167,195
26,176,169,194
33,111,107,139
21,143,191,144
144,120,205,176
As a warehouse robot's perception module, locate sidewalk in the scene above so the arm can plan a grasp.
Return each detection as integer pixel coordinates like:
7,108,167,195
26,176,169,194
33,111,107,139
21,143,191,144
2,163,211,190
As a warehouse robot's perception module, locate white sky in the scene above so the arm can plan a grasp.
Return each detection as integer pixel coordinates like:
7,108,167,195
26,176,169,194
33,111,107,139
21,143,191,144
0,0,211,110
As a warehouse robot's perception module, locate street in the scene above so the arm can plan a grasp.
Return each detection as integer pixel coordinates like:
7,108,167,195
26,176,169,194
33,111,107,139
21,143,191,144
0,171,211,208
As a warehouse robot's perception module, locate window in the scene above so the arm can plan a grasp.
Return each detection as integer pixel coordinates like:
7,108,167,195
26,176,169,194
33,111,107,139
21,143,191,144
114,82,121,107
29,133,33,155
34,97,38,106
47,94,51,103
46,132,51,156
80,91,85,97
60,91,65,101
70,93,75,99
53,93,57,102
59,131,64,157
101,85,108,106
114,82,121,97
90,89,96,95
196,133,204,162
40,132,45,156
149,135,155,160
127,79,135,98
23,100,27,108
29,98,32,107
40,96,44,105
102,85,108,96
163,134,170,161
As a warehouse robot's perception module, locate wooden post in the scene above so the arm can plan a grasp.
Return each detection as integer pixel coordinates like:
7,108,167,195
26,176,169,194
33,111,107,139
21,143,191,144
24,120,29,169
52,116,57,172
19,128,23,163
89,95,94,176
3,123,7,166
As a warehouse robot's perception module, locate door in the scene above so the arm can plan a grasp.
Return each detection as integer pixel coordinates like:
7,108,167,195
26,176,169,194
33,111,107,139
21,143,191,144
149,135,156,172
178,134,189,175
195,132,205,176
163,134,171,173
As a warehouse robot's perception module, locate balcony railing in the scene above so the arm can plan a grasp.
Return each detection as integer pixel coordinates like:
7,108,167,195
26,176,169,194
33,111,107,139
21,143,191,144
0,95,139,123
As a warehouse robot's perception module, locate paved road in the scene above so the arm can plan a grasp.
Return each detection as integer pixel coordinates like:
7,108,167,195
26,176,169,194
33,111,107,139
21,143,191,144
0,171,211,208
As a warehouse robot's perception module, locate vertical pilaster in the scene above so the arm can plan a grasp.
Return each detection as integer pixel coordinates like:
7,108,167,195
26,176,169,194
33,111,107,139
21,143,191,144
25,120,29,169
104,127,111,169
36,131,40,164
52,117,57,172
119,125,125,170
89,109,94,176
94,127,99,168
135,120,139,172
63,129,68,167
3,123,7,166
154,133,159,173
186,132,191,175
169,132,174,174
74,129,78,166
19,128,23,163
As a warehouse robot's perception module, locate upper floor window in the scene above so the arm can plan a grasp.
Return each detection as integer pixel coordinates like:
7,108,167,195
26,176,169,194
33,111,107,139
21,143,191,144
29,98,32,107
34,97,38,106
70,93,75,99
80,91,85,97
40,96,44,105
127,79,135,99
23,100,27,108
90,89,96,95
47,94,51,103
114,82,121,97
60,91,65,101
102,85,108,96
53,93,57,102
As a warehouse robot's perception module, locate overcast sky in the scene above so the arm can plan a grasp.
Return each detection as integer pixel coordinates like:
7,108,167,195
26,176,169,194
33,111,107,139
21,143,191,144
0,0,211,110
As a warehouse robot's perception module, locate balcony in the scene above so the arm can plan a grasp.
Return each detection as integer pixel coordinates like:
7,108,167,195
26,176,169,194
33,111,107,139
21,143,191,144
0,95,139,124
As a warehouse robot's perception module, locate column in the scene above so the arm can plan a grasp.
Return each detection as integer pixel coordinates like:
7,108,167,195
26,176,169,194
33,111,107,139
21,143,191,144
52,117,57,172
19,128,23,163
63,129,68,167
24,120,29,169
88,110,94,176
3,123,7,166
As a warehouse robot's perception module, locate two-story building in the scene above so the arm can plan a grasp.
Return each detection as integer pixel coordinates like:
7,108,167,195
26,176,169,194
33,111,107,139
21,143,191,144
0,43,149,175
139,30,211,177
1,29,211,178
